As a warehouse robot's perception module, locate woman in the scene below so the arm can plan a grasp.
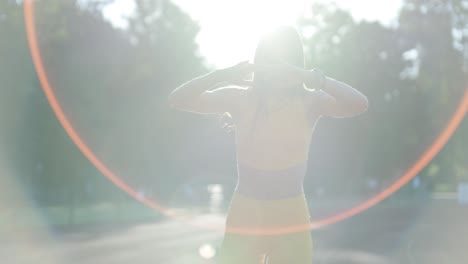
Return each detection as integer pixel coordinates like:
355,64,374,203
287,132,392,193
169,26,368,264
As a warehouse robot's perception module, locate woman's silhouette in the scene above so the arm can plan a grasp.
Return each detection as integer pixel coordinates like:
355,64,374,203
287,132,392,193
169,26,368,264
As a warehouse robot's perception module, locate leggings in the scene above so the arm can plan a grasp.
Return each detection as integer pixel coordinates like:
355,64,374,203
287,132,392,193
217,193,313,264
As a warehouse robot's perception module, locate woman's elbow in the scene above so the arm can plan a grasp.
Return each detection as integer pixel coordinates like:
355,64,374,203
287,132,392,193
359,95,369,113
168,92,179,108
347,96,368,116
168,92,187,109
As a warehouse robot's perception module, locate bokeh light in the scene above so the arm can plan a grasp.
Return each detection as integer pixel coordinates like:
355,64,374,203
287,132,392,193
198,243,216,260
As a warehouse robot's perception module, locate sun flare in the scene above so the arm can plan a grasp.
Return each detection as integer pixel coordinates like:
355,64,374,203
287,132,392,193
173,0,311,67
103,0,401,67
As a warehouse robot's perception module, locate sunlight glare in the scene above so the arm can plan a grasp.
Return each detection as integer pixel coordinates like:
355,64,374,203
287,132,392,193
174,0,311,67
103,0,402,68
102,0,135,28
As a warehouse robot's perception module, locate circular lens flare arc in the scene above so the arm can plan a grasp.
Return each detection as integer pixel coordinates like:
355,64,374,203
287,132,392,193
24,0,468,235
23,0,175,218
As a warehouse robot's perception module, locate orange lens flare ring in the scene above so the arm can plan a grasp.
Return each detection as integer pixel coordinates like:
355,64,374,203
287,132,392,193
24,0,468,235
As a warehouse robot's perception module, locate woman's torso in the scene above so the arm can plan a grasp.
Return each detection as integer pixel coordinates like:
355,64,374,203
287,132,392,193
232,88,321,199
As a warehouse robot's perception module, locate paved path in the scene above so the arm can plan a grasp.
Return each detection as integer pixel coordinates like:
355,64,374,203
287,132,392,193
2,201,467,264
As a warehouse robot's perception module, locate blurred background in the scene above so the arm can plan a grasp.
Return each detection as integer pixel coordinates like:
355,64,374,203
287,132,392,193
1,0,467,263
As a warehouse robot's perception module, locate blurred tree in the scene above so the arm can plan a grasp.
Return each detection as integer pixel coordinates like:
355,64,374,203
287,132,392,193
13,0,209,213
0,0,42,207
299,3,409,196
299,0,467,197
397,0,468,190
19,0,124,223
113,0,214,199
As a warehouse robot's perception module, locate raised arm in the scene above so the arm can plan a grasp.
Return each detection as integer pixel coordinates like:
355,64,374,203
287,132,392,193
168,61,253,115
254,64,369,117
304,69,368,118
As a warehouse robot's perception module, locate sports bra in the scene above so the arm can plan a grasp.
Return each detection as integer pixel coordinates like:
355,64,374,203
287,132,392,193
234,89,320,170
232,89,322,199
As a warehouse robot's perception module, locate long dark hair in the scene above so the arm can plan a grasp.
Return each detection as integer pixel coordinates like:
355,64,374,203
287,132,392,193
222,26,306,132
253,25,305,94
249,26,306,128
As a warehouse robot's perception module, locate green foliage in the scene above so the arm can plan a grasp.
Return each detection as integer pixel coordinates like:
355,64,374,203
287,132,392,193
1,0,208,222
300,0,467,196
